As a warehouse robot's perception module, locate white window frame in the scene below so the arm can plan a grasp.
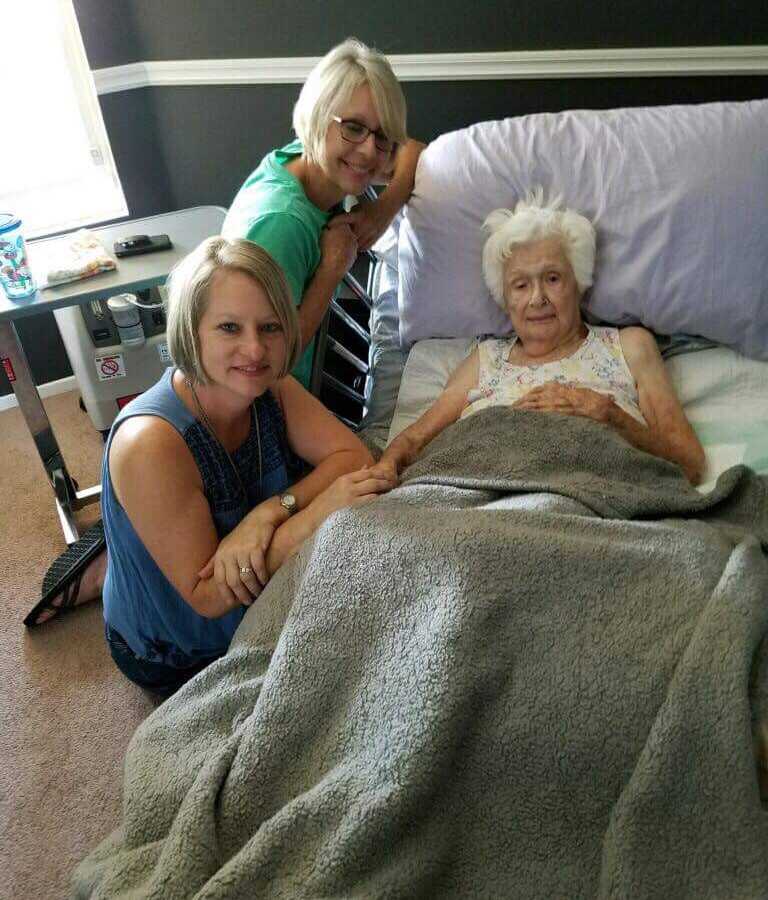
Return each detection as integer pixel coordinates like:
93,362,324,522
0,0,128,238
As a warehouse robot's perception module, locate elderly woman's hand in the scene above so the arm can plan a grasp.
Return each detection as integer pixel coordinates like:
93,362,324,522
329,198,392,252
366,457,400,485
513,382,615,423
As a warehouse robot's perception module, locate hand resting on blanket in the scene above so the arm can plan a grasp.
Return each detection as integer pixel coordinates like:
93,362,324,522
198,465,393,601
373,191,704,486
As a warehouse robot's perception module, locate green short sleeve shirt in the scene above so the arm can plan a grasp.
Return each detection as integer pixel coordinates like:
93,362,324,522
222,140,331,389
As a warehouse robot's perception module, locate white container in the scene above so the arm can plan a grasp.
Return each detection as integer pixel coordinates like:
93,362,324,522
107,293,145,346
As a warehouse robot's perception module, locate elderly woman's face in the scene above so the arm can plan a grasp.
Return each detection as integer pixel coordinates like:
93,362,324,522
502,237,583,349
323,83,393,194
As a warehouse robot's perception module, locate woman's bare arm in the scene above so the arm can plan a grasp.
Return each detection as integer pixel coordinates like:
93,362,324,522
109,417,250,618
369,140,426,216
296,223,358,351
617,326,705,484
263,377,378,571
372,349,480,482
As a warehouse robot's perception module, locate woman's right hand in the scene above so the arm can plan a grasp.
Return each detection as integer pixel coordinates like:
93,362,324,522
309,467,394,525
319,221,358,280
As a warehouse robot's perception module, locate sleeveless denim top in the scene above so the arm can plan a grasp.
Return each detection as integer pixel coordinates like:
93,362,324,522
101,367,290,667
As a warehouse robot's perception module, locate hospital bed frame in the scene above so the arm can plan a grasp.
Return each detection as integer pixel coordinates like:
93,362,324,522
309,188,379,430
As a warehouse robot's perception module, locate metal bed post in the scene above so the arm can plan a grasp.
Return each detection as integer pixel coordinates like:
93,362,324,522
0,320,100,544
309,187,382,429
308,262,374,430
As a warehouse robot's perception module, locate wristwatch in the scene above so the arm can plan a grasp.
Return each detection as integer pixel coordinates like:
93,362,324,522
279,492,298,516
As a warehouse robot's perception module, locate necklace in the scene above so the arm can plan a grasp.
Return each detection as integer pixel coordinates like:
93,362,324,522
185,378,262,501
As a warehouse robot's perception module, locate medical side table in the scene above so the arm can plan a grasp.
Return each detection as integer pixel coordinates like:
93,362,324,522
0,206,225,544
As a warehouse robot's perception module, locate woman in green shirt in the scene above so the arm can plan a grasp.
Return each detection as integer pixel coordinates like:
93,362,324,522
222,38,424,389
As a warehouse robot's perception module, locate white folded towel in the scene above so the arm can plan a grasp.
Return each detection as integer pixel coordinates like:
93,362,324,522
42,229,117,287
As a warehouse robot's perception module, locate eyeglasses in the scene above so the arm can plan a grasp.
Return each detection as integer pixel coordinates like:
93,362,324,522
331,117,395,154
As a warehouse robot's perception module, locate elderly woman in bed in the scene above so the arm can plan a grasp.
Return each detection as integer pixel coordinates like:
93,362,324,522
375,192,705,485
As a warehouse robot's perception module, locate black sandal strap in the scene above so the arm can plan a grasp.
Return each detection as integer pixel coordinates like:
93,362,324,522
24,526,105,627
60,572,84,611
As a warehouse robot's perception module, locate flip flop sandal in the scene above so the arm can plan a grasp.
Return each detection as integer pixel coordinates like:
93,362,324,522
23,520,106,628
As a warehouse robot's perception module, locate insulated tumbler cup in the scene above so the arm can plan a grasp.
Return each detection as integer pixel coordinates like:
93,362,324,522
0,214,36,299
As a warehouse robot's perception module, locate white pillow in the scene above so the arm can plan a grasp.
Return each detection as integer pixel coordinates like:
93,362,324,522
387,338,473,441
388,342,768,493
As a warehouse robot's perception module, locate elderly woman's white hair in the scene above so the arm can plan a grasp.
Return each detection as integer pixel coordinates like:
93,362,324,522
292,38,408,167
482,189,596,309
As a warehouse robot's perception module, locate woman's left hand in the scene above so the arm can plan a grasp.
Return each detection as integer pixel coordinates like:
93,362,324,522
309,467,394,525
328,199,392,252
513,382,615,423
198,505,278,607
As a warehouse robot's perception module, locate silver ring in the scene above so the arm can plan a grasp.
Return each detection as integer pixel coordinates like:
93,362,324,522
240,566,253,576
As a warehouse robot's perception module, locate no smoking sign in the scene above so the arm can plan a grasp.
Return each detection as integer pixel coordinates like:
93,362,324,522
95,353,127,381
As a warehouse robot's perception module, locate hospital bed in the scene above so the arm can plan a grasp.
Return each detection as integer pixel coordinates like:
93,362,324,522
74,98,768,898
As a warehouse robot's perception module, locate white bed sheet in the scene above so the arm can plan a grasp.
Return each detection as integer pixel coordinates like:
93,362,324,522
387,341,768,493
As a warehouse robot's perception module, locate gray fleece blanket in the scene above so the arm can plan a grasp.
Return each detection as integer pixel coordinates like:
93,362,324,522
74,409,768,899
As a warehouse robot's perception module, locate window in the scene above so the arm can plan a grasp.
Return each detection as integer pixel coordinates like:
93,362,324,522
0,0,127,238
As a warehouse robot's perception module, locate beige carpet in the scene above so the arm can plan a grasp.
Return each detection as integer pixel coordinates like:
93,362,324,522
0,391,156,900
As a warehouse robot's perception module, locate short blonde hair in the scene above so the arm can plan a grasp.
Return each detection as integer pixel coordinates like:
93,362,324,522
165,237,301,384
293,38,408,167
482,189,596,309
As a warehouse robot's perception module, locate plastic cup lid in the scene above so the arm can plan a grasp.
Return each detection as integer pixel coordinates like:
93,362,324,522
0,214,22,235
107,293,138,310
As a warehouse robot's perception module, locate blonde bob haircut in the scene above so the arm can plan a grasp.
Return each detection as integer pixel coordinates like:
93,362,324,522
165,236,301,384
482,188,597,309
293,38,408,167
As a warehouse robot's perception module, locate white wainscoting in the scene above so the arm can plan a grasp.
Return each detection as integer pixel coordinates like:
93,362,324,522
93,46,768,94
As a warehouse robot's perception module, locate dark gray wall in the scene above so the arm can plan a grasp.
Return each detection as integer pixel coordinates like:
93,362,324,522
4,0,767,397
152,75,768,218
74,0,768,59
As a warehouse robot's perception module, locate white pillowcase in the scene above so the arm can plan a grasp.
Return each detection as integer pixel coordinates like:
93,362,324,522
387,338,473,441
388,342,768,493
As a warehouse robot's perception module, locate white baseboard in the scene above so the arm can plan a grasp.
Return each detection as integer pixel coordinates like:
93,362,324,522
93,45,768,94
0,375,78,413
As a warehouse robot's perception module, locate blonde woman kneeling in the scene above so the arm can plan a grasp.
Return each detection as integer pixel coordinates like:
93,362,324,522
27,238,392,693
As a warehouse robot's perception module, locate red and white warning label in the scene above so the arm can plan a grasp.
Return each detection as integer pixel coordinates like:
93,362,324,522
95,353,126,381
1,356,16,383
